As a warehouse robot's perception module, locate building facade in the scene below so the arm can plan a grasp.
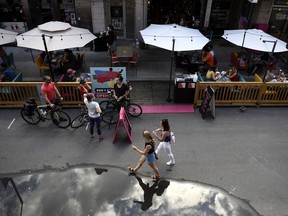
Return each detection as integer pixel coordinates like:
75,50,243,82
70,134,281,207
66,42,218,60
0,0,287,41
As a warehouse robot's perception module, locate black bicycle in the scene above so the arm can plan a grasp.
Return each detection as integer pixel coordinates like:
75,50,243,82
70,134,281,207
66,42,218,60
71,104,89,128
100,91,142,124
21,98,71,129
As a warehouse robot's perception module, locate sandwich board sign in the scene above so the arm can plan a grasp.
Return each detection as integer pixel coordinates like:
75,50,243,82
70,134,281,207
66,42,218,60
199,85,216,119
112,107,132,143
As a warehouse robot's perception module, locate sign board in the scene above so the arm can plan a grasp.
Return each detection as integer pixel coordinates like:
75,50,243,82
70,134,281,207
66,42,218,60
199,85,215,119
90,67,126,99
113,107,132,143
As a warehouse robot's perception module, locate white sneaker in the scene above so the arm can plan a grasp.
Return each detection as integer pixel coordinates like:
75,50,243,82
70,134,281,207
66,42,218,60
166,161,175,166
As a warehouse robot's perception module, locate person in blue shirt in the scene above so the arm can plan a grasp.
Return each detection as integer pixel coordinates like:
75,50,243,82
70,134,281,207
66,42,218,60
0,63,16,82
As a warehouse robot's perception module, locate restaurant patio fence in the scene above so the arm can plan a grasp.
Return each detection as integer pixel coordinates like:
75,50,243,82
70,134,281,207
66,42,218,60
1,82,288,108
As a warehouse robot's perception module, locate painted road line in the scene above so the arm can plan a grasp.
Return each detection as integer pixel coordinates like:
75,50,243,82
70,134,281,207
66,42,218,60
7,118,15,129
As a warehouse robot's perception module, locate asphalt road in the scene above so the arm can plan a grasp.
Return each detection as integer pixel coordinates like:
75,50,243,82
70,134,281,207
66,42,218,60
1,107,288,216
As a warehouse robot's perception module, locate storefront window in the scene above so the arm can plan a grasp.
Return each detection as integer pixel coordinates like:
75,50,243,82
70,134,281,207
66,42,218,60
274,0,288,5
269,7,288,38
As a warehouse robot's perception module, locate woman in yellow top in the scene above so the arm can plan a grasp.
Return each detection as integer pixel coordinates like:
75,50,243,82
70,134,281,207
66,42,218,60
206,67,218,81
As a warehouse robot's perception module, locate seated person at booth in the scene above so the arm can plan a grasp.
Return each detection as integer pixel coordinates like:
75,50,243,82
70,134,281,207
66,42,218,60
63,49,77,71
206,67,218,81
0,63,16,82
62,68,77,82
175,52,192,72
249,52,270,75
228,66,239,81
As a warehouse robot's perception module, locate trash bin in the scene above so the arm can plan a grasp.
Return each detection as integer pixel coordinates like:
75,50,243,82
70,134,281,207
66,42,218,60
173,74,197,103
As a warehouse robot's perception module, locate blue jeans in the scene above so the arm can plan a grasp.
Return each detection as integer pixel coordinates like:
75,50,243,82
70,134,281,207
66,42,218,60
89,116,101,136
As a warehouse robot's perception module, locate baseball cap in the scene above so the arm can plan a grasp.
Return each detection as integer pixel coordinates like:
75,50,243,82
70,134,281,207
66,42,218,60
67,68,76,75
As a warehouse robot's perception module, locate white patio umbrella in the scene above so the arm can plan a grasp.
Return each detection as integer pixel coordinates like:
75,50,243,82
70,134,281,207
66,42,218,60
140,24,209,101
0,28,18,45
16,21,96,81
16,21,96,52
222,29,288,53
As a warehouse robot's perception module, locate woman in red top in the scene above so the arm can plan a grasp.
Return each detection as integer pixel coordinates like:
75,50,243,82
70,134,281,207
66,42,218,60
228,66,239,82
79,79,92,98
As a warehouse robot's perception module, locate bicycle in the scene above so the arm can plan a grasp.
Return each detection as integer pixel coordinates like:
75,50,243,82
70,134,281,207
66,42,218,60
71,104,89,128
100,91,142,124
20,98,71,129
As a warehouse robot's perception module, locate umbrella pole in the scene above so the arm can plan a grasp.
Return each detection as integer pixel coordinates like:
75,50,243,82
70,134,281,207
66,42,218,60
240,31,247,54
262,40,277,82
41,34,54,82
166,38,175,102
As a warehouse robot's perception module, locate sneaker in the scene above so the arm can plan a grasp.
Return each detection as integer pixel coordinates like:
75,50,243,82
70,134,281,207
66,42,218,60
59,117,67,122
166,161,175,166
99,135,104,141
91,134,95,139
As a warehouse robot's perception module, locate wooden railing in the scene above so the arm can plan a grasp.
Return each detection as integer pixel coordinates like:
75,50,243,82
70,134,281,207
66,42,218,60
1,81,288,108
0,82,83,108
194,82,288,106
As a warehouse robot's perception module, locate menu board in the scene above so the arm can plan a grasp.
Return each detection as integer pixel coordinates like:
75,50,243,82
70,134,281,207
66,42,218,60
113,107,132,143
199,85,215,119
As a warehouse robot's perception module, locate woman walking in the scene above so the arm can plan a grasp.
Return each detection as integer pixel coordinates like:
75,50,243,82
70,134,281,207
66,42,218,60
84,93,104,141
153,119,175,166
129,130,160,180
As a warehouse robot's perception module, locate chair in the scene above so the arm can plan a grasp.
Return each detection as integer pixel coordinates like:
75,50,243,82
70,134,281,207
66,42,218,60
128,53,139,73
7,52,16,69
35,55,49,76
111,53,120,66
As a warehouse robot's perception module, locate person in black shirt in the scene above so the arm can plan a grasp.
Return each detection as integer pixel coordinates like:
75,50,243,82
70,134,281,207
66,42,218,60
113,75,130,110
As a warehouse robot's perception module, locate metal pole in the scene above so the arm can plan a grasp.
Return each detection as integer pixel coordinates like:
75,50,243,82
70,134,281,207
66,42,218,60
240,30,247,54
41,34,54,82
262,40,277,82
166,38,175,102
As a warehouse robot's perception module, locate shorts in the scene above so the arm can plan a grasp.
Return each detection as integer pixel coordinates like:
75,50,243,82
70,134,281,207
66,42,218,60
146,152,155,164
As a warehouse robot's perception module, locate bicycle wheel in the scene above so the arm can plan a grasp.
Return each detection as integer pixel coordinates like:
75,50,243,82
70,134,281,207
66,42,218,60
71,114,87,128
21,108,41,125
101,110,118,124
99,100,114,112
127,103,142,117
51,109,71,128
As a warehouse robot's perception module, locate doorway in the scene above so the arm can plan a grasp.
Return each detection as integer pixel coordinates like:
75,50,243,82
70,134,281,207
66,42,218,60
109,0,135,39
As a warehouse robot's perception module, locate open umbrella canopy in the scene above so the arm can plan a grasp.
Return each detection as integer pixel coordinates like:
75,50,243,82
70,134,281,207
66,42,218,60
16,22,96,52
222,29,288,53
140,24,209,51
0,28,18,45
38,21,71,32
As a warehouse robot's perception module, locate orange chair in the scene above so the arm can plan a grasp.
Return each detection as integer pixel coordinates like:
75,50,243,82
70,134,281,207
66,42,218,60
128,53,139,73
35,55,49,76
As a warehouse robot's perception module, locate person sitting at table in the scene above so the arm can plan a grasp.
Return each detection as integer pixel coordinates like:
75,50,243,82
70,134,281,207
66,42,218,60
175,52,192,72
62,68,77,82
206,67,218,81
63,49,77,71
0,63,16,82
228,66,239,81
249,52,270,75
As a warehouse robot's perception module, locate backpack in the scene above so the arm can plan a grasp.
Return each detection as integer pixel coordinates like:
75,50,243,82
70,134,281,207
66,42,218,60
170,132,176,144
